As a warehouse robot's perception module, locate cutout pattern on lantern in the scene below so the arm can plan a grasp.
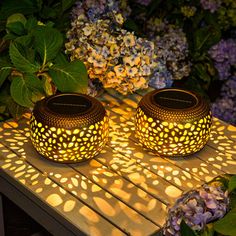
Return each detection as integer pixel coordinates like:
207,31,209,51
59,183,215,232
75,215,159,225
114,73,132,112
135,108,212,156
30,115,109,163
135,89,212,157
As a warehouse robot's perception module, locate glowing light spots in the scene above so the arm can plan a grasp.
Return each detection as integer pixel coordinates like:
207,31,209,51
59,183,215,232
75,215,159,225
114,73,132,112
93,197,116,216
79,206,99,223
165,186,182,198
46,194,63,207
63,200,76,212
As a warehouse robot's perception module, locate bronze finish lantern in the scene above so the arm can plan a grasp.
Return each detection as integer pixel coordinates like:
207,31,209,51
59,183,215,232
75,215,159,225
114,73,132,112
135,88,212,157
30,93,109,163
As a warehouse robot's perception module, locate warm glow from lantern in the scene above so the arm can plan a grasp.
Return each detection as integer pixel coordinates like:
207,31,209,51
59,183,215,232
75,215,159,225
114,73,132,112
135,89,212,157
30,93,109,163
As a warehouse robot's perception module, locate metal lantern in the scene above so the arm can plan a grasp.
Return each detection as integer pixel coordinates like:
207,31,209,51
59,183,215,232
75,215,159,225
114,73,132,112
135,88,212,157
30,93,109,163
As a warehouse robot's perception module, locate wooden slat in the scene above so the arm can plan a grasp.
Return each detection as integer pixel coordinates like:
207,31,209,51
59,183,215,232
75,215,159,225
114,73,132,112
12,116,183,207
212,117,236,142
0,143,123,236
0,121,160,235
4,119,168,228
102,94,235,181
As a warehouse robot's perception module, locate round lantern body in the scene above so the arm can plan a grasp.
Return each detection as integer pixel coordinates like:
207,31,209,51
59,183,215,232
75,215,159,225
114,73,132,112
135,88,212,157
30,93,109,163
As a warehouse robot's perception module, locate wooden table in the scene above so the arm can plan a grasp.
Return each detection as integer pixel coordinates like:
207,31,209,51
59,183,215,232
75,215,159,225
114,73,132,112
0,91,236,236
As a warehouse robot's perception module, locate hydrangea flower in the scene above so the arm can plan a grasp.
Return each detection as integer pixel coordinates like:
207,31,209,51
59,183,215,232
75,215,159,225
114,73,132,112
200,0,222,13
163,184,229,236
152,26,191,81
211,75,236,125
209,39,236,80
135,0,152,6
66,6,158,94
181,6,197,18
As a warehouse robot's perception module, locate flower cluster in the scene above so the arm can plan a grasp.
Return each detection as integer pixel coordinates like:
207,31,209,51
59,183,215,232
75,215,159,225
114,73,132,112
217,0,236,29
163,184,229,236
212,75,236,125
135,0,152,6
200,0,222,13
71,0,130,22
151,26,191,81
209,39,236,80
66,7,158,94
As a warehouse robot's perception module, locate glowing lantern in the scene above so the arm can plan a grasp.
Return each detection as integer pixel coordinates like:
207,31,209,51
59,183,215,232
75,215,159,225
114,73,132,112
135,88,212,157
30,93,109,163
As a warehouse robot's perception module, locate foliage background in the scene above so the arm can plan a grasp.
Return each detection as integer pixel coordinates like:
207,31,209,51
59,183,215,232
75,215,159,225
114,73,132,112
0,0,235,124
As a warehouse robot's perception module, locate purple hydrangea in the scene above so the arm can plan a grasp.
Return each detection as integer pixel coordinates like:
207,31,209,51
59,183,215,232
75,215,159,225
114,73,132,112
71,0,130,22
163,184,229,236
200,0,222,13
135,0,152,6
152,27,191,80
211,76,236,125
149,60,173,89
209,39,236,80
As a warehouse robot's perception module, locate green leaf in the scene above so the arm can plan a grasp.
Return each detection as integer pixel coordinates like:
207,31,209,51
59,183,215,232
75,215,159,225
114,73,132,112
14,34,33,47
229,175,236,193
62,0,75,11
180,220,198,236
32,26,63,63
0,0,38,20
6,13,27,26
10,76,33,107
0,67,11,88
193,63,212,85
25,17,38,31
6,22,26,35
200,223,214,236
147,0,163,17
24,74,44,93
214,209,236,236
194,26,221,52
48,60,88,93
6,97,27,120
9,42,40,73
53,51,68,65
124,19,140,34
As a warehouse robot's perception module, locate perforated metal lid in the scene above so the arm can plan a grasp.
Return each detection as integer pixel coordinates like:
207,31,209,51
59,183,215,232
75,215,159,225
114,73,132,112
32,93,106,128
138,88,210,122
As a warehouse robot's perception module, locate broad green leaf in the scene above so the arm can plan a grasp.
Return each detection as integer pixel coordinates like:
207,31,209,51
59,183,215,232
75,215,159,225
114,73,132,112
10,76,33,108
53,52,68,65
124,19,140,34
48,60,88,93
180,220,198,236
24,74,44,93
6,97,27,120
6,22,26,35
147,0,163,17
32,26,63,63
25,17,38,31
200,223,214,236
214,209,236,236
9,42,40,73
62,0,76,12
193,63,212,85
194,26,221,52
0,0,38,20
15,35,33,47
229,175,236,193
6,13,27,26
0,67,11,88
229,192,236,209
